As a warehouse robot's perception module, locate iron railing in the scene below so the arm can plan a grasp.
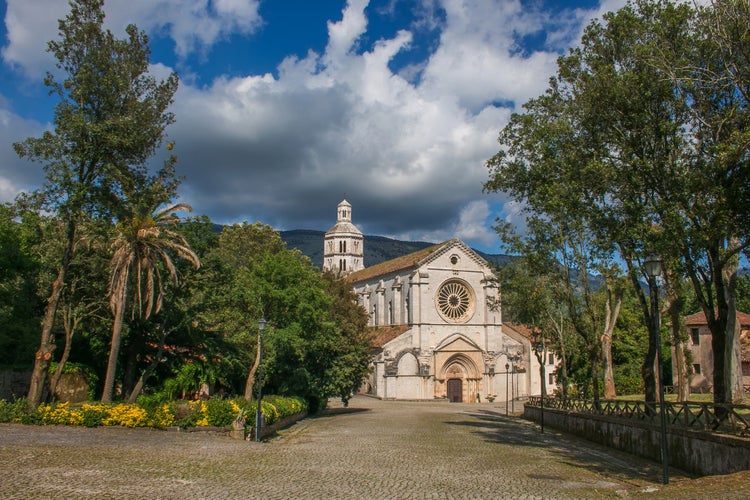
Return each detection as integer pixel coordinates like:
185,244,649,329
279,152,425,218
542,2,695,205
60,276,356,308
527,397,750,437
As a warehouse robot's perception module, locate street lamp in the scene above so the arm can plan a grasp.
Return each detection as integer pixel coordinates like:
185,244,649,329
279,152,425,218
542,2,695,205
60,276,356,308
505,362,510,416
511,361,515,413
644,254,669,484
255,317,267,442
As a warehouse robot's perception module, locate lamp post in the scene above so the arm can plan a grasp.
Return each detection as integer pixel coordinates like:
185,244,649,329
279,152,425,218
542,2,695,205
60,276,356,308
254,317,267,442
510,355,518,414
644,254,669,484
511,362,515,414
505,363,510,416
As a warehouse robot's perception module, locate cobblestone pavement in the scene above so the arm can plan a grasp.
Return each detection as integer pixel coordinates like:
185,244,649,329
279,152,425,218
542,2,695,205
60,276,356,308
1,396,749,499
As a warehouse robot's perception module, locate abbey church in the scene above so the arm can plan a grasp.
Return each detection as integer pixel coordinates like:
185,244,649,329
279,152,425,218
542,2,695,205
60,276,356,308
323,200,555,403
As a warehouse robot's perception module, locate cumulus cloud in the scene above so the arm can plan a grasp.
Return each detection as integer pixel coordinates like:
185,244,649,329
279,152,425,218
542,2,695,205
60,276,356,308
1,0,262,79
1,0,621,253
0,102,48,203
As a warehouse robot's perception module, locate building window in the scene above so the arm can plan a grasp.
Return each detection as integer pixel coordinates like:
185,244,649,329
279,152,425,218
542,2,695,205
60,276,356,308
435,279,475,323
339,259,346,271
690,328,700,346
693,363,701,375
548,353,555,365
548,373,554,385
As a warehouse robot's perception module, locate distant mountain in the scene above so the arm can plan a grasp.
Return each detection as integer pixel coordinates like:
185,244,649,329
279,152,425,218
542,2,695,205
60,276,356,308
279,229,512,269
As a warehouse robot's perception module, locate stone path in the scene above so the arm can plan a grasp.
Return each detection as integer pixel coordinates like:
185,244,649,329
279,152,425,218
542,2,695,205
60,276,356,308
1,396,748,499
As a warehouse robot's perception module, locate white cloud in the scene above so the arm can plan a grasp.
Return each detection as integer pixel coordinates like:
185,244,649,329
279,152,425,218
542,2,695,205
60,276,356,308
1,0,623,252
2,0,263,79
0,104,48,203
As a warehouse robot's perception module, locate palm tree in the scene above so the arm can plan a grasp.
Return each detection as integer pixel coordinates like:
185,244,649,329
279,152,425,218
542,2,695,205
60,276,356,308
101,202,200,403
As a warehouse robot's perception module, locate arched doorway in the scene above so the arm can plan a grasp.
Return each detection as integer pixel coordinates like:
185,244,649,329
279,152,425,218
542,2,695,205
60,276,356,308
447,378,463,402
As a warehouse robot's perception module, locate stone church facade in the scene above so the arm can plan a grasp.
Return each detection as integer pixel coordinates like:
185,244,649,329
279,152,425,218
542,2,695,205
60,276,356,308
324,200,553,402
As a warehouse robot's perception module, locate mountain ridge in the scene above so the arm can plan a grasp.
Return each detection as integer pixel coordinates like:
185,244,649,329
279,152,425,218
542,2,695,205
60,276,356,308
279,229,512,269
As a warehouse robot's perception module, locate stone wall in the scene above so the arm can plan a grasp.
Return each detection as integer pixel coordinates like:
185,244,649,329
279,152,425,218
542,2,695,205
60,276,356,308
0,371,30,400
524,405,750,476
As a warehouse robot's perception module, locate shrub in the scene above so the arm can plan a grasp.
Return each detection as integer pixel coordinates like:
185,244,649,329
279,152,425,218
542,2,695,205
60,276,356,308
0,397,34,423
204,398,236,427
39,402,84,426
80,403,109,427
101,404,149,427
148,403,175,428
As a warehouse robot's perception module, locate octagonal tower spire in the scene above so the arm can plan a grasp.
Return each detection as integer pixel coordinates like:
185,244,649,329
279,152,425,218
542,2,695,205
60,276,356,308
323,199,364,275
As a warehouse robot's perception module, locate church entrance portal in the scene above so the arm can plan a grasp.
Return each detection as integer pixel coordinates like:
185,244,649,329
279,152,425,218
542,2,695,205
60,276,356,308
447,379,462,403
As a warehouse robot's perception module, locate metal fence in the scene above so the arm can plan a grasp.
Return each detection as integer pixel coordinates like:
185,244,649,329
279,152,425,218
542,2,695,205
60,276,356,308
527,397,750,437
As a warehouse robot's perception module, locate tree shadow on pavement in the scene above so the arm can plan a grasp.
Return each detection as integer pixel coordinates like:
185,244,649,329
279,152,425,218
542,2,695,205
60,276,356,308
315,407,370,419
449,408,693,486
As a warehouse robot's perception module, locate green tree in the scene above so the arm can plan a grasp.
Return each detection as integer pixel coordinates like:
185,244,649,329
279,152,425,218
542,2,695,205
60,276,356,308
322,272,372,405
486,0,750,407
493,258,568,398
0,204,43,370
657,0,750,404
13,0,178,406
102,170,199,403
210,222,285,399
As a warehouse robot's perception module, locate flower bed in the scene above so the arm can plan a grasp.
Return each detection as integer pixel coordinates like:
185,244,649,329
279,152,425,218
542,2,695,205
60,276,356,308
0,396,307,431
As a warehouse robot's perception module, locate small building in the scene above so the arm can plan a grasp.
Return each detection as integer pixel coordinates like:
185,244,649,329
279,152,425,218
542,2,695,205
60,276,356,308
677,311,750,392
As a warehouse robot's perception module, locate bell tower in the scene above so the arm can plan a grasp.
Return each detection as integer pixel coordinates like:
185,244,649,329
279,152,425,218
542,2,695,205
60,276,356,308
323,199,364,275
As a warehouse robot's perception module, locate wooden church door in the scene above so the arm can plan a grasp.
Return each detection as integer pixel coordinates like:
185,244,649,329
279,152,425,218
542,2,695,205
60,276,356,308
447,379,462,403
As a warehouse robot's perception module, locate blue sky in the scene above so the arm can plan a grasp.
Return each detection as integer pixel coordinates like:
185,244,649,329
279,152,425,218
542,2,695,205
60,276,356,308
0,0,626,254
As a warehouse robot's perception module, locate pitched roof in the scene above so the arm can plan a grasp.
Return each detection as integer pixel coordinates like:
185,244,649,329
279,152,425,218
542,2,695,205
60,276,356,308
345,238,491,285
503,322,536,342
345,241,448,284
683,310,750,326
369,325,411,348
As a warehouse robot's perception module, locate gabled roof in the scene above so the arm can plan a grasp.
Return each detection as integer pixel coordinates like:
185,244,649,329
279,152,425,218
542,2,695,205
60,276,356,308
345,241,447,284
369,325,411,348
503,322,536,342
345,238,488,285
683,311,750,327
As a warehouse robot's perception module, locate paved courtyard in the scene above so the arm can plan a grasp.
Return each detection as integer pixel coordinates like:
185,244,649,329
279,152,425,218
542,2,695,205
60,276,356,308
1,396,748,499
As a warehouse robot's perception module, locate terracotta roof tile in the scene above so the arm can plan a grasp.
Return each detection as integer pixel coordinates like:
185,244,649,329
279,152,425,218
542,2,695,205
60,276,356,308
503,322,536,341
370,325,411,348
345,241,448,284
683,310,750,326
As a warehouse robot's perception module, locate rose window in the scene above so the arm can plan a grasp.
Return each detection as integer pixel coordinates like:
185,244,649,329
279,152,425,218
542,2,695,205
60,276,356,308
436,280,474,322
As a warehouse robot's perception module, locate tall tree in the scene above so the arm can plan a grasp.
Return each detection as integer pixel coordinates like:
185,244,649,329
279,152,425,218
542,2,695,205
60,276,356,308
485,0,750,407
13,0,178,406
101,169,199,403
657,0,750,404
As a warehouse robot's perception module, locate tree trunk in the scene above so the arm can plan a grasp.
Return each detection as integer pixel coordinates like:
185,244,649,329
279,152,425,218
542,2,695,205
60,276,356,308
602,284,622,400
27,220,77,407
601,334,616,399
663,274,691,402
121,337,140,399
556,321,569,399
244,332,262,401
670,307,691,403
723,250,744,404
48,313,78,400
102,286,127,403
127,329,168,404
